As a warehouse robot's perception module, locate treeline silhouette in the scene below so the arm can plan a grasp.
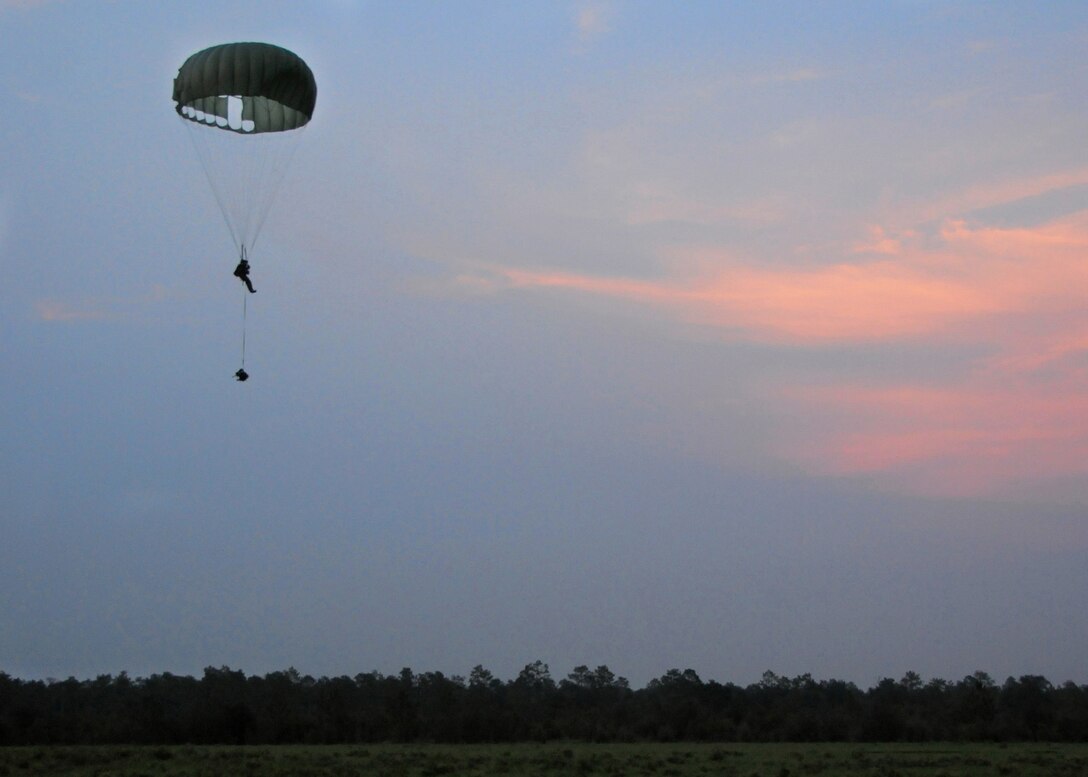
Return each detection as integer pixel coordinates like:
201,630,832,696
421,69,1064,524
2,665,1087,745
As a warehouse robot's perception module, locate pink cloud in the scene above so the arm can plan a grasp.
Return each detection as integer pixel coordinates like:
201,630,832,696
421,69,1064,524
499,210,1088,344
35,299,110,322
488,198,1088,496
35,286,169,323
501,238,993,345
887,168,1088,227
575,2,612,40
779,383,1088,497
852,225,912,256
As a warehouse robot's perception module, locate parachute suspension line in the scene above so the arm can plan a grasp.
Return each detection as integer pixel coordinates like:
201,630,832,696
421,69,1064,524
183,117,305,256
247,124,306,253
183,119,240,250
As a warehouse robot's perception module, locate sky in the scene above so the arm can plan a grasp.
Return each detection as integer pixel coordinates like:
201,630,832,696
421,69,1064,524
2,1,1088,690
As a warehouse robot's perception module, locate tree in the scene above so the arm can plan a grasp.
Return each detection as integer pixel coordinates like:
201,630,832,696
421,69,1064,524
511,662,557,741
1000,675,1054,740
954,671,998,738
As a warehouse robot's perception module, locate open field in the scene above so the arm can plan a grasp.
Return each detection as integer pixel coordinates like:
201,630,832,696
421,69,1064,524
1,743,1087,777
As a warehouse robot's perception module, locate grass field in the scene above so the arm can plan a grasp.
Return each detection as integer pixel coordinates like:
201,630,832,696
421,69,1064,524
1,742,1087,777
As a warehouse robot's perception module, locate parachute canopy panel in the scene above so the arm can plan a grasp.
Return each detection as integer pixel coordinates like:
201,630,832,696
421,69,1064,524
173,42,316,133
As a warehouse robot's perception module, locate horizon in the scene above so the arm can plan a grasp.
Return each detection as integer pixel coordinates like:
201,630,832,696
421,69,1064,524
1,663,1077,692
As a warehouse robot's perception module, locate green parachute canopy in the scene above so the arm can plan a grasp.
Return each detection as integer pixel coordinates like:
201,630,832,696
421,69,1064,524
173,42,317,256
173,42,317,134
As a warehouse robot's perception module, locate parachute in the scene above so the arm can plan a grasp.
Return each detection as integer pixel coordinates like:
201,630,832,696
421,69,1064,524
174,42,317,133
173,42,317,378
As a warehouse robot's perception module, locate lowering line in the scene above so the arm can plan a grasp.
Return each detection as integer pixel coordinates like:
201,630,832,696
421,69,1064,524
236,245,250,383
241,286,248,366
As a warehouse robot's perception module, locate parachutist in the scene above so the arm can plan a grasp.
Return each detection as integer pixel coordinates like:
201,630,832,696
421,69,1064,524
233,258,256,293
176,42,316,381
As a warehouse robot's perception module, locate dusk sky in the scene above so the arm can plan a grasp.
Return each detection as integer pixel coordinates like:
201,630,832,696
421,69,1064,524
3,1,1088,689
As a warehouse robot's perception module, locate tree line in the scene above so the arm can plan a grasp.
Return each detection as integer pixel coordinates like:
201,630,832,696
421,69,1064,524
2,664,1086,745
